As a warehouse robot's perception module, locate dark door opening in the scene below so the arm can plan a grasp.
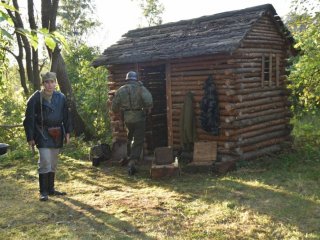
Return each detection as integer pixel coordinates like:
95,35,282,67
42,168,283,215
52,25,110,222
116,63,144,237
139,65,168,152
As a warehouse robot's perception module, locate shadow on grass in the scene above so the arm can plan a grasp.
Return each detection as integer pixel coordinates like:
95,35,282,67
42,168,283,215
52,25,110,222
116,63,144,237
68,161,319,236
0,159,155,240
2,149,319,239
142,155,320,236
50,196,155,239
58,150,320,236
57,156,156,191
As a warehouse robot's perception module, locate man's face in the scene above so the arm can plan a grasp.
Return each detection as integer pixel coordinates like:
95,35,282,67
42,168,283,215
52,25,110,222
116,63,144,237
43,79,56,93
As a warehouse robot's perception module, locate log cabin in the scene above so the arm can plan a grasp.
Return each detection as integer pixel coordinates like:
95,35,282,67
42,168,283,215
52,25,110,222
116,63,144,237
92,4,295,163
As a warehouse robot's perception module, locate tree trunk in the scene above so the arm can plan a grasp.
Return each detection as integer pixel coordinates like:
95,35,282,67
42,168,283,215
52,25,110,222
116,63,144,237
12,0,34,87
28,0,41,90
51,49,92,138
5,2,29,94
16,36,29,94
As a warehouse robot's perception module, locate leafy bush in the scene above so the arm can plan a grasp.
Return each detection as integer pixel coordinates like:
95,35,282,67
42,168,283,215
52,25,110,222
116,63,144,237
64,44,111,142
291,111,320,148
0,68,27,151
287,1,320,115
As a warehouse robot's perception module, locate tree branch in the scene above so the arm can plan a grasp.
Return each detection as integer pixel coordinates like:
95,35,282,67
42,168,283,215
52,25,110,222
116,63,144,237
0,46,18,59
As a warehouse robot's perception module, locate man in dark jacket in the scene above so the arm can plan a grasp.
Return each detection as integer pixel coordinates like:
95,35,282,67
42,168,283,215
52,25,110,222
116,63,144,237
112,71,153,175
23,72,72,201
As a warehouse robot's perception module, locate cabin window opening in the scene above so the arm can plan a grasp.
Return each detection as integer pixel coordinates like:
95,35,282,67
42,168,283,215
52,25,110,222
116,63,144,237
261,54,276,87
276,54,280,86
264,56,270,82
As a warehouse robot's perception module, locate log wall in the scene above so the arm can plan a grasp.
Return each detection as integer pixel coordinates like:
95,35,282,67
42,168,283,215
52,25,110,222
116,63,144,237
168,15,292,161
106,14,293,162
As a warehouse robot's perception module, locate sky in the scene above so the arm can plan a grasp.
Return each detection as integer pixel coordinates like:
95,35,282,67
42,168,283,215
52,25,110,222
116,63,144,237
90,0,292,50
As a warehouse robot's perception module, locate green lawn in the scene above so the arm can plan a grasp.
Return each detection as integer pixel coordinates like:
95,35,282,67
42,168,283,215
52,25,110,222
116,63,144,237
0,116,319,240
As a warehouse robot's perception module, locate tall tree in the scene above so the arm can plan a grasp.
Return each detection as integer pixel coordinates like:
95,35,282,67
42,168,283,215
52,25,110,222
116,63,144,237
3,0,32,94
57,0,109,140
0,2,13,78
56,0,110,140
28,0,41,90
58,0,98,44
134,0,164,26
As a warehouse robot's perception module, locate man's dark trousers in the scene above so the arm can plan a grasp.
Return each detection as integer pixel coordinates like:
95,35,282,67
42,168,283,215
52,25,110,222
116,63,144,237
126,120,146,161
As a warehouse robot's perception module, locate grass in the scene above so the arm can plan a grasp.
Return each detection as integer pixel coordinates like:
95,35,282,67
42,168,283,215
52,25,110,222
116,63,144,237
0,115,320,240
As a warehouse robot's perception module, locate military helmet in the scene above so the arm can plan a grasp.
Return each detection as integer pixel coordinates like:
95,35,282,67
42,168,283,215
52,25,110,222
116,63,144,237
125,71,137,81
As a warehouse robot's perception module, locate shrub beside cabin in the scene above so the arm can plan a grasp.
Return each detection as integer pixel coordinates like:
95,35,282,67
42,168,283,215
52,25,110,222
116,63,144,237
92,4,295,162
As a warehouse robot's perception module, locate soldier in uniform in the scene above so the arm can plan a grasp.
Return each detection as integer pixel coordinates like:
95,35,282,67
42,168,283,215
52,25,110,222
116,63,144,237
23,72,72,201
112,71,153,175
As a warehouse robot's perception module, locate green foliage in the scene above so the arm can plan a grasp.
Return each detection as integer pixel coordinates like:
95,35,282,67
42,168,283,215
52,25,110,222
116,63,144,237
0,35,9,77
287,0,320,114
0,68,27,150
0,3,26,149
39,28,69,52
1,2,67,52
0,68,25,126
61,135,91,160
0,2,14,40
291,110,320,147
0,2,14,54
0,2,15,26
64,44,110,141
58,0,99,43
134,0,164,26
57,0,110,142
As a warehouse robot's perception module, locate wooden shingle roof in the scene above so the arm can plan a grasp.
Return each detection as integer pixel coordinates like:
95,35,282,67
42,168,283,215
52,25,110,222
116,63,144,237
92,4,291,67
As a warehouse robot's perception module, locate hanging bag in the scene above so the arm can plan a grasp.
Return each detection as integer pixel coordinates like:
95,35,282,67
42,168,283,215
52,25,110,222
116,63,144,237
48,127,62,142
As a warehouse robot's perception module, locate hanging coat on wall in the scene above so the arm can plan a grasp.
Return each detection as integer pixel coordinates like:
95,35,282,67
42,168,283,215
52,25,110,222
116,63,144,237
200,75,220,135
179,91,197,151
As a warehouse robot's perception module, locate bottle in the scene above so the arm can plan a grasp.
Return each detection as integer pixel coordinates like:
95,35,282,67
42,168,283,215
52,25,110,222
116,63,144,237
174,157,179,167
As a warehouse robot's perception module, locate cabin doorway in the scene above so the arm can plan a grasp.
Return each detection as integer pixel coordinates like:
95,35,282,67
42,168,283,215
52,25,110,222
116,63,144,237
138,64,168,152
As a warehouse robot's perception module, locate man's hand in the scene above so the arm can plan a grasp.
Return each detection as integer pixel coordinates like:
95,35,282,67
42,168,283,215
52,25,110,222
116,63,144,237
28,140,35,147
28,140,36,161
65,133,70,144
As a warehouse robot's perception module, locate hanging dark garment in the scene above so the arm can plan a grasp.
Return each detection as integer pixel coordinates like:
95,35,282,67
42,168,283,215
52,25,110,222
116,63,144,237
179,91,197,151
199,75,220,135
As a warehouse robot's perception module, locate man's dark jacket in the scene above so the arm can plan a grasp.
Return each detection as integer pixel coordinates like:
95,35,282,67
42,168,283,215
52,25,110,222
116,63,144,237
23,90,72,148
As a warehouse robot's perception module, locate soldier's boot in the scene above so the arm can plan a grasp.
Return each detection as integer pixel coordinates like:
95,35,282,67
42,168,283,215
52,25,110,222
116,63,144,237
128,159,137,176
48,172,66,196
39,173,49,201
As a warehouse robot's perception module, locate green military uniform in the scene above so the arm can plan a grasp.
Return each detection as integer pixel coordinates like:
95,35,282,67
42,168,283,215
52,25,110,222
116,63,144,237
112,73,153,175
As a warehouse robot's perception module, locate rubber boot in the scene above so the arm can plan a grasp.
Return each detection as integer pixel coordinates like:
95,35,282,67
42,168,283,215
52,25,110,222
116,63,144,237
128,159,137,176
39,173,49,201
48,172,66,196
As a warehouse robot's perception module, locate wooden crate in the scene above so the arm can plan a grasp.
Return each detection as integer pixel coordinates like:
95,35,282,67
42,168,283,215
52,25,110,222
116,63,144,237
191,141,217,165
150,164,180,179
154,146,174,165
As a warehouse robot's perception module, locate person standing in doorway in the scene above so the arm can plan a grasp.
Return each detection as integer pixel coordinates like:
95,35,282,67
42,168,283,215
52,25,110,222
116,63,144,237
112,71,153,175
23,72,72,201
